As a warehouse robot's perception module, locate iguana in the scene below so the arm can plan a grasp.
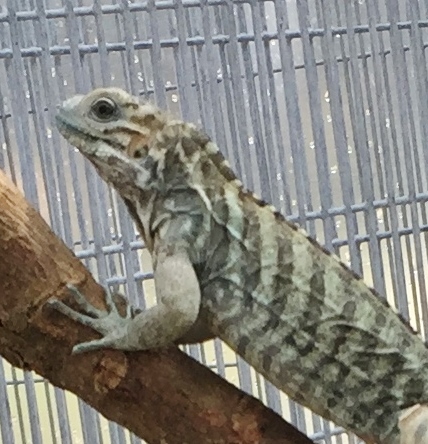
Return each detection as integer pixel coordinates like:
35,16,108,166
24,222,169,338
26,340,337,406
49,87,428,443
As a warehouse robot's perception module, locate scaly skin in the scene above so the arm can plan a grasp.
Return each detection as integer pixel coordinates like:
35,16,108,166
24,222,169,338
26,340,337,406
50,87,428,443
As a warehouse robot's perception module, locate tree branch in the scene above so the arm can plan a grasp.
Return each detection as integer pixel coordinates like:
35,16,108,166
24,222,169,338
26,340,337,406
0,169,314,444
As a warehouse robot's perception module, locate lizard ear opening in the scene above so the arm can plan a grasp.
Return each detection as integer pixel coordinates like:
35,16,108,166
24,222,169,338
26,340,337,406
129,144,149,159
134,149,144,159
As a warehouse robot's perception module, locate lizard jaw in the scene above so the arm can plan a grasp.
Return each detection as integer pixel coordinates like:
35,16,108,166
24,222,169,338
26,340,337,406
56,113,99,155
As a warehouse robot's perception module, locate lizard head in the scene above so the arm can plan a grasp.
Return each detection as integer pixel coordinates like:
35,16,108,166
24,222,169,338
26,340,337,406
56,87,167,193
56,87,242,203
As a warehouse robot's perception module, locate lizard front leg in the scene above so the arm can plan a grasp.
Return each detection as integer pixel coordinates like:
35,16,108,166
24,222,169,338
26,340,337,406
48,248,201,354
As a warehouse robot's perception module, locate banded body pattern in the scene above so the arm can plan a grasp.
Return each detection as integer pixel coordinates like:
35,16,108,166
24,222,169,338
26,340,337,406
189,149,428,442
56,88,428,444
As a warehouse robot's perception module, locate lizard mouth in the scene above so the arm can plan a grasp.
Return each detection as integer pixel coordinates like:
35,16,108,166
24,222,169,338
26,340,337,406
55,112,99,146
56,110,127,154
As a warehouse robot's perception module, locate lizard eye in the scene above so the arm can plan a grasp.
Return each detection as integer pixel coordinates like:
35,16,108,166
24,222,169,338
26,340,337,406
91,98,118,121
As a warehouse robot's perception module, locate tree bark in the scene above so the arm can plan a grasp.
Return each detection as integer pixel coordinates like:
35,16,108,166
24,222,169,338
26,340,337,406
0,169,314,444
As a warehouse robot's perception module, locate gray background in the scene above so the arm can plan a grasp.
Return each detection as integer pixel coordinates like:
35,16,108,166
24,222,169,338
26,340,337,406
1,0,428,443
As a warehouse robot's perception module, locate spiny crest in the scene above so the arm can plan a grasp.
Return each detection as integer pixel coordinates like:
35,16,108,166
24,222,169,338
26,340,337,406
195,129,290,222
196,135,271,210
203,139,239,183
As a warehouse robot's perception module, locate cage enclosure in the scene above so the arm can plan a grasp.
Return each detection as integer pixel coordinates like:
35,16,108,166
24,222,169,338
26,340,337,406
1,0,428,443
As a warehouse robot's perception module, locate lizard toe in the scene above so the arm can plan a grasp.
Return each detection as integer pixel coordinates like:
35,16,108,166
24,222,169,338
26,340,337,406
66,284,108,318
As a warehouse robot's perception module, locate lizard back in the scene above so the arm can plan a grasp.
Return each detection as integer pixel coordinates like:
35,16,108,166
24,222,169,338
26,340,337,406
178,143,428,443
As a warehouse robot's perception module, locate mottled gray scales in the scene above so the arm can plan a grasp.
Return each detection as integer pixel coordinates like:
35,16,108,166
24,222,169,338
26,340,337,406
53,88,428,444
207,152,238,182
181,137,200,157
343,300,357,317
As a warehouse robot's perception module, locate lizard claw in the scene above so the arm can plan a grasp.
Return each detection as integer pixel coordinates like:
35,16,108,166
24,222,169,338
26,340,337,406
48,284,134,353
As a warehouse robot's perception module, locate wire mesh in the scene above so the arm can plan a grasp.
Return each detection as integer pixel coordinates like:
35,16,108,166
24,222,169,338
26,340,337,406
1,0,428,442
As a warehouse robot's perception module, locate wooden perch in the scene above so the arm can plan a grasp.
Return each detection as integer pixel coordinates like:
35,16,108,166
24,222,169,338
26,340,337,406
0,169,314,444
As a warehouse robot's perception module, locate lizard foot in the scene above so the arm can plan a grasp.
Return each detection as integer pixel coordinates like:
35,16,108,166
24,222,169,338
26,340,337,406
48,284,133,354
